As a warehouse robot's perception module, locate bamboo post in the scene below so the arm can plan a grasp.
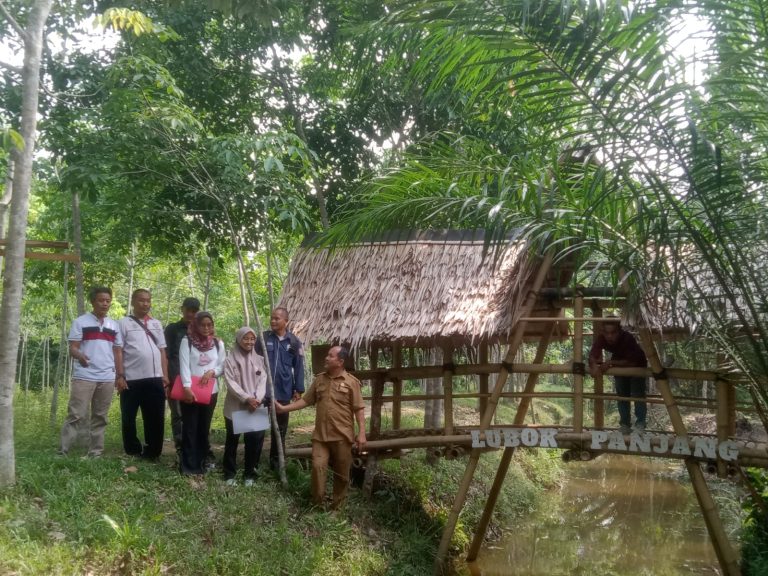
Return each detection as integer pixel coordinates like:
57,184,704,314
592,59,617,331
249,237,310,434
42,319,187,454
510,324,555,426
639,328,741,576
434,252,553,575
716,376,729,478
392,344,402,431
685,459,741,576
478,342,489,418
443,344,454,435
363,452,378,497
572,293,584,432
727,384,736,436
466,321,555,561
369,346,382,440
591,305,604,427
365,346,383,497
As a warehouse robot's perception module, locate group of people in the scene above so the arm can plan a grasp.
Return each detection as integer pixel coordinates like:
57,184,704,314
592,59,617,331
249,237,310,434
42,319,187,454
58,286,367,509
57,285,647,509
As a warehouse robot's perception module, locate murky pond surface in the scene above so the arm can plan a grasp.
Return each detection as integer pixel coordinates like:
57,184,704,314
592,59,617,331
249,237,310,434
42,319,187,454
468,455,722,576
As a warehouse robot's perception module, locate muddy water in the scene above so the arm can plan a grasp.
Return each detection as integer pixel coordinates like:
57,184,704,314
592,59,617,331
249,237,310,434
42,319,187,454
468,455,721,576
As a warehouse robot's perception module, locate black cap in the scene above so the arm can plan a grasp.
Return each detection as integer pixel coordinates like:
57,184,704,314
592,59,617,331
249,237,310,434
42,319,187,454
181,297,201,311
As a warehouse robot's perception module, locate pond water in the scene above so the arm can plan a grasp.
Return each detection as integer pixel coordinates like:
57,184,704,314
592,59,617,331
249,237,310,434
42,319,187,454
467,455,722,576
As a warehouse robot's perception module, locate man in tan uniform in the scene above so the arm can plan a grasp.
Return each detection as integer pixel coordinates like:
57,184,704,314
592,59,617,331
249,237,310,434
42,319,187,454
275,345,366,509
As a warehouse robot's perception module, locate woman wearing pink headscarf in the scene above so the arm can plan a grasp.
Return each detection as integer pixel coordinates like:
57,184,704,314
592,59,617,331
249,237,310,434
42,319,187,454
222,327,268,486
178,311,226,475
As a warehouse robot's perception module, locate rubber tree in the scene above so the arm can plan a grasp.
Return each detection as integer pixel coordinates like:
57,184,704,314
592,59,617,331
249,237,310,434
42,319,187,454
0,0,54,487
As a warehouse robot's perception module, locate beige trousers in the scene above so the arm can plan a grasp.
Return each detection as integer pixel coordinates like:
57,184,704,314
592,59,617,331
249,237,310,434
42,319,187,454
60,379,115,456
311,439,353,510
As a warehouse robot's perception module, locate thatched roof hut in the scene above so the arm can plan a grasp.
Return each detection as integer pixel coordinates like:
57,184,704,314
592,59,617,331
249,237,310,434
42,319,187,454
278,230,571,350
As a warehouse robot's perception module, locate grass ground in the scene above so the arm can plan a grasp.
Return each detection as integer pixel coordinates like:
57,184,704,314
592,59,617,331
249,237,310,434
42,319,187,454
1,388,563,575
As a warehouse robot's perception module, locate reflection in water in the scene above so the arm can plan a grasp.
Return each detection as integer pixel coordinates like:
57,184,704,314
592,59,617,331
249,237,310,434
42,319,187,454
468,455,721,576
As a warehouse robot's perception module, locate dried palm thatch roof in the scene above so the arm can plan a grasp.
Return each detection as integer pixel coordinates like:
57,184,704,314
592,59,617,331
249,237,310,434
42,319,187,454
278,230,571,350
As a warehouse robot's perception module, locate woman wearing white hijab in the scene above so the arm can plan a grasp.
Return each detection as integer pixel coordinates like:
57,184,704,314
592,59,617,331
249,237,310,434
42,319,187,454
222,327,268,486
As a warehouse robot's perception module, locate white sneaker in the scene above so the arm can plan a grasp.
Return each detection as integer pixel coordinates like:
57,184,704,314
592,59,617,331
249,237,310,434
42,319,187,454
225,478,237,487
244,478,254,487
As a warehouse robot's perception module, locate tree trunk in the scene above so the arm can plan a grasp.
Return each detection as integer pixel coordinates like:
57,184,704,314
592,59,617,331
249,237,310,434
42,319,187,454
126,239,137,310
17,333,25,393
268,46,330,229
72,189,85,315
0,159,14,273
203,254,212,310
52,259,69,424
266,239,275,310
43,337,49,391
0,0,53,487
237,257,250,324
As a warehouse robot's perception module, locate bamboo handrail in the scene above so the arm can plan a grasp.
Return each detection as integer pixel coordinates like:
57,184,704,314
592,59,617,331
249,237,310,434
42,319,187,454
352,363,734,383
361,391,755,412
519,316,627,322
283,432,768,466
0,240,70,248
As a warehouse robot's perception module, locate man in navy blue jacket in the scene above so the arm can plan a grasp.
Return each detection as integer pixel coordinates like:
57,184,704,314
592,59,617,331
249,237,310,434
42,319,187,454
256,307,305,470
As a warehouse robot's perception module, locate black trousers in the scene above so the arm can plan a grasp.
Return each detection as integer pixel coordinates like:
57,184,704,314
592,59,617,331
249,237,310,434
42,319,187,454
168,398,183,449
223,417,265,480
180,393,218,475
120,377,165,459
270,411,290,469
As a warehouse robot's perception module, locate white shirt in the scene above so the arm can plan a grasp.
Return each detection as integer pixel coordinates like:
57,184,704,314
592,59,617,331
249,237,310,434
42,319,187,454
118,316,167,380
179,337,226,394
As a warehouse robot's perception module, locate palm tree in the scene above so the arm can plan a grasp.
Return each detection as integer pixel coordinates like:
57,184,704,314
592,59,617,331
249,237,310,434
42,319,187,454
325,0,768,418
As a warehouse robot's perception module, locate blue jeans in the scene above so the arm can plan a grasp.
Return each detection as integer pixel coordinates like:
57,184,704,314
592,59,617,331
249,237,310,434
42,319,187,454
615,376,647,427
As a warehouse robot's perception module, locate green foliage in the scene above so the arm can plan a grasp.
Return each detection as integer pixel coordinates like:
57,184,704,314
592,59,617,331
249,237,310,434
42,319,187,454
323,0,768,416
95,8,180,41
741,468,768,575
1,126,24,151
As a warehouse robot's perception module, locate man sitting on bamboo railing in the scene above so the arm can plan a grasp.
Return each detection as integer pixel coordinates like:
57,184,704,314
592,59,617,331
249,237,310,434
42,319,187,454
589,317,648,435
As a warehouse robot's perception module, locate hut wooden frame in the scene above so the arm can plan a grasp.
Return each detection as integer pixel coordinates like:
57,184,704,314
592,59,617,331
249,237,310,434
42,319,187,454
0,240,78,262
279,233,755,576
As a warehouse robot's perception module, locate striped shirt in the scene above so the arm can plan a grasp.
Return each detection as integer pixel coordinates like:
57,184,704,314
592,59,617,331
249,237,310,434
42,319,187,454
69,312,123,381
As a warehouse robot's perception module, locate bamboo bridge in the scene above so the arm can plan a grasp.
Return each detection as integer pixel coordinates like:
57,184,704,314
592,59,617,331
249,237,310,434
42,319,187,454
278,231,764,576
286,310,762,576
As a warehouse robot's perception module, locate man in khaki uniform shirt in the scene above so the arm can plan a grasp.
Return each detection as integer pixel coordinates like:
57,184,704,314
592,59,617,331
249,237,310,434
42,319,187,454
275,346,366,509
